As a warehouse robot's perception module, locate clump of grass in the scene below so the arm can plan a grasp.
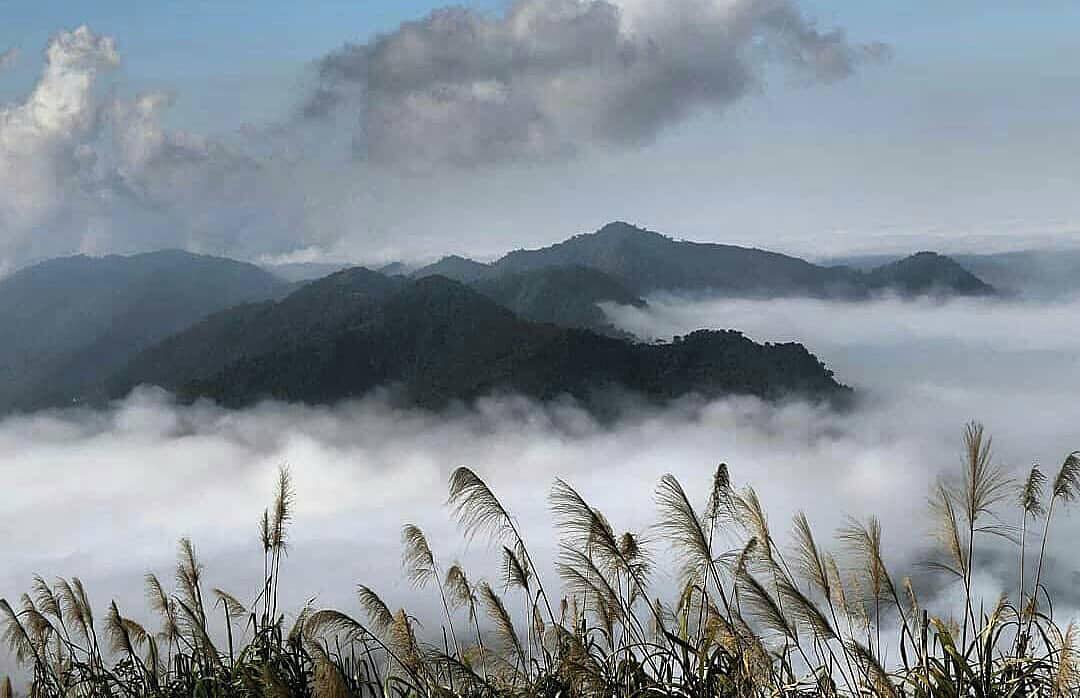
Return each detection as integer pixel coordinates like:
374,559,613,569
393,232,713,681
3,423,1078,696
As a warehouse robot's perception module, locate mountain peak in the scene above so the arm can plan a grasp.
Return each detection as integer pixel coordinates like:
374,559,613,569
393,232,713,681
411,255,492,283
593,221,667,242
868,251,995,296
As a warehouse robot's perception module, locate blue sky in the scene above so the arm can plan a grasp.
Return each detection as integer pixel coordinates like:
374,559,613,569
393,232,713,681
0,0,506,130
5,0,1077,134
2,0,1080,265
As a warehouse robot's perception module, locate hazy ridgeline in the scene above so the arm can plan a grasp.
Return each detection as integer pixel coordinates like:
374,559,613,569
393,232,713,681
2,426,1079,696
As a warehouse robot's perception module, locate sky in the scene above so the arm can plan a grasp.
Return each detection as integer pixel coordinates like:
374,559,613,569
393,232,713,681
2,0,1080,273
3,1,1080,680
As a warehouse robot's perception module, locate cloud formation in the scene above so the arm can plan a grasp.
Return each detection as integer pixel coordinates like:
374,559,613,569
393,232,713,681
3,294,1079,677
309,0,886,169
0,2,883,277
0,27,300,272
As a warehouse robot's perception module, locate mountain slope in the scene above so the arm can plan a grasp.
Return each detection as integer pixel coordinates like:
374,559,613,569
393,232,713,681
0,250,289,411
865,251,995,296
494,222,864,296
492,222,994,299
411,255,493,283
471,265,644,335
113,275,850,410
114,267,405,395
827,249,1080,299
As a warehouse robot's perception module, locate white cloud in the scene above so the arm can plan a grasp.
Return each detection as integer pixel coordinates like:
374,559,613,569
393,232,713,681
3,295,1080,677
308,0,886,169
0,27,304,270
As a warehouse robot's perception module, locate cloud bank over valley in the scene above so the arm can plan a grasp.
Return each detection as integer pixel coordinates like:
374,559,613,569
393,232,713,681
2,293,1078,674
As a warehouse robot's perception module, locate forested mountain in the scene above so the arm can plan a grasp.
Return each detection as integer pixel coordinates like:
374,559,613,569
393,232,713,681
410,255,493,282
828,249,1080,299
0,250,288,411
471,266,645,335
0,222,1000,413
863,251,994,296
114,267,405,395
487,222,996,298
112,274,850,411
495,222,863,296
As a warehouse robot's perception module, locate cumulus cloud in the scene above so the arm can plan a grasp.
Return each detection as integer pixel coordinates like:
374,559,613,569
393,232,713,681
0,1,884,274
3,295,1080,677
308,0,888,168
0,27,307,271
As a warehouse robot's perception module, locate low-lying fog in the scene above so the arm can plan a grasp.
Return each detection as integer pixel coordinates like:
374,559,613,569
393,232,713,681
2,294,1079,674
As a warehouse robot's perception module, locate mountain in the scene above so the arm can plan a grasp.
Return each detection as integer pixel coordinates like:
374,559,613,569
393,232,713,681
487,222,994,299
264,261,353,283
864,251,995,296
0,250,289,412
114,267,405,394
494,222,864,297
827,249,1080,299
411,255,493,283
112,273,850,411
377,262,413,277
471,265,644,335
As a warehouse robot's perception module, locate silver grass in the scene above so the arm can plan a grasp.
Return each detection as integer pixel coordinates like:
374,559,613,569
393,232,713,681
1054,622,1080,697
270,466,293,551
212,588,248,622
30,577,61,623
839,517,897,604
960,422,1011,527
0,599,36,664
447,466,519,544
1053,452,1080,501
557,547,623,625
774,571,837,640
105,601,136,656
550,478,625,577
847,640,899,698
704,462,733,531
401,524,437,588
356,585,394,635
654,473,716,584
736,569,794,640
501,545,531,593
444,564,477,622
478,582,526,670
734,487,773,561
1021,463,1047,517
927,482,967,580
144,573,179,643
55,578,90,644
792,511,830,598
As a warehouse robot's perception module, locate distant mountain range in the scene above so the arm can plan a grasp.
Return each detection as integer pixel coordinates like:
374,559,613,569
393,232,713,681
0,251,288,412
111,273,850,411
0,221,1003,413
824,249,1080,299
408,222,995,299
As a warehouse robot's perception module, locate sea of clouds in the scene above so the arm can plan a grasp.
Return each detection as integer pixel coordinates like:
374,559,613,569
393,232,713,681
2,293,1079,676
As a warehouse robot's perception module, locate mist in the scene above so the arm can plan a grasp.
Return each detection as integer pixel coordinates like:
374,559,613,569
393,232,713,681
3,293,1079,676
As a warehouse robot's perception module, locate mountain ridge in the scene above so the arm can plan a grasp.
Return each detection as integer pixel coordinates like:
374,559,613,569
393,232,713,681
0,250,289,412
111,272,851,412
398,221,995,300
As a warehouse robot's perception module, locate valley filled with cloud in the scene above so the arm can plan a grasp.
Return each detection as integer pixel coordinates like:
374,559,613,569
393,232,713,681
3,292,1077,676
